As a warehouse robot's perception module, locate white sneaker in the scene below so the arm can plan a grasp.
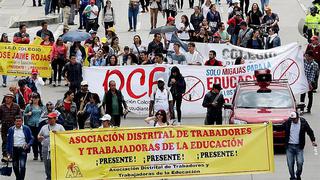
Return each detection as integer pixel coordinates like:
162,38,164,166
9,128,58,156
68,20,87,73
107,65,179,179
52,81,56,87
177,122,181,126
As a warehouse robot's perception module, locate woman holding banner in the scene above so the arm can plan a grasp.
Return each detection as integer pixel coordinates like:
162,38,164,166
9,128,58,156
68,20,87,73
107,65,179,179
145,110,170,127
0,33,10,87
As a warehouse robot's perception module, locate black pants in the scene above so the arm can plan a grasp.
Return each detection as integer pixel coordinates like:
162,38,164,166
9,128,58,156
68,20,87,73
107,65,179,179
300,91,313,111
188,0,194,8
51,57,65,83
77,113,87,129
33,0,41,6
178,0,184,9
12,147,27,180
165,10,177,19
1,126,8,157
51,0,59,13
79,7,86,28
69,82,81,93
27,125,42,159
86,18,98,32
205,113,223,125
111,115,121,127
140,0,149,11
240,0,249,15
104,21,114,30
173,95,183,122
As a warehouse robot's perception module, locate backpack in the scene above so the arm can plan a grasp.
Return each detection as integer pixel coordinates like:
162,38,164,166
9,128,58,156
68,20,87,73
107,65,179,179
25,77,37,93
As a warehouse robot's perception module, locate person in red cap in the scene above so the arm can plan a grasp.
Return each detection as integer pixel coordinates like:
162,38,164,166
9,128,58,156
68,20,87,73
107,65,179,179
25,68,44,96
83,0,99,32
306,35,320,91
163,16,176,48
38,112,65,180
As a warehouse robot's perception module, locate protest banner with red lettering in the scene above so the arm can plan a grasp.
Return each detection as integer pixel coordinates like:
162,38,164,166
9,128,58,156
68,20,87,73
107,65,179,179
0,43,52,77
84,45,308,116
168,42,298,65
51,124,274,179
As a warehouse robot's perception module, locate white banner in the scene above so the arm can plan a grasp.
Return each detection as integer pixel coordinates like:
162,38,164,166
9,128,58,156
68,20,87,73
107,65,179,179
168,42,299,66
84,45,308,116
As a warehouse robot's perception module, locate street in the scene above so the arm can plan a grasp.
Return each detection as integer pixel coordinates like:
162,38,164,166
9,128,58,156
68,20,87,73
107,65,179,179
0,0,320,179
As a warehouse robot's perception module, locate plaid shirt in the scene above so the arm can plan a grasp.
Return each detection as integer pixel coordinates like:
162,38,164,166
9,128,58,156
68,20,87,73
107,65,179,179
0,103,21,129
304,60,319,83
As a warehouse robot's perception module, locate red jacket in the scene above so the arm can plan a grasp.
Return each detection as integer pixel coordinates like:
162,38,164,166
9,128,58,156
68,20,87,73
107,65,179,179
306,43,320,62
19,87,32,105
13,32,30,44
205,58,223,66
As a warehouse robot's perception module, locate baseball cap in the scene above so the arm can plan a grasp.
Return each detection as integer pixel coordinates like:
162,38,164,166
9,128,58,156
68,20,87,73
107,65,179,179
31,68,39,74
290,112,297,119
100,114,111,121
4,92,14,98
89,29,97,34
167,16,175,22
48,112,58,118
157,78,165,82
31,68,39,75
101,37,108,44
213,33,220,38
81,81,88,86
311,35,318,41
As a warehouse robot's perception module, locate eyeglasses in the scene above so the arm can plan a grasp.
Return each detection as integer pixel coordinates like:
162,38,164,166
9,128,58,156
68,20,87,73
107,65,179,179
156,114,164,116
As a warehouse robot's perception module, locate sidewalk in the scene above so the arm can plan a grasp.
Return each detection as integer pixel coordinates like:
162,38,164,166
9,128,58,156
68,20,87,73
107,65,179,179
0,0,60,28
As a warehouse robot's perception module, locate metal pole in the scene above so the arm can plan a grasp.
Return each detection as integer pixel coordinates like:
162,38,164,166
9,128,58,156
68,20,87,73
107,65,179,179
250,174,254,180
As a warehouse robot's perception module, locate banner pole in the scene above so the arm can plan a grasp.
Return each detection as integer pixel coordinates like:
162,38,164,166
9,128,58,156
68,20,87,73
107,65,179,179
251,174,254,180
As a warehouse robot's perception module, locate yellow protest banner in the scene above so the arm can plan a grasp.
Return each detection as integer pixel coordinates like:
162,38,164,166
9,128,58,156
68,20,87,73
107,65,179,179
51,124,274,179
0,43,52,77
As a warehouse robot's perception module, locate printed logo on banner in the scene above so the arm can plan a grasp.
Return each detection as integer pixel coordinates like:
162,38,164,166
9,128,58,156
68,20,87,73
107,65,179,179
183,76,205,102
65,162,83,178
273,58,300,85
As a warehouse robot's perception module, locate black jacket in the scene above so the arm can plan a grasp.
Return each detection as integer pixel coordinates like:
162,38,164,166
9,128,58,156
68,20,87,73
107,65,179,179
63,62,83,83
190,13,204,32
36,29,54,42
168,76,186,97
275,117,316,150
102,90,127,116
147,40,164,55
202,91,225,115
70,45,87,60
246,38,263,49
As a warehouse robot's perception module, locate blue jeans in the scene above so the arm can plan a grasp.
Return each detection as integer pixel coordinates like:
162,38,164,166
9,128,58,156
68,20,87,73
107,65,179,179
45,0,52,15
2,75,7,85
128,6,139,30
79,7,86,28
231,34,238,45
260,0,269,12
12,147,28,180
286,144,304,179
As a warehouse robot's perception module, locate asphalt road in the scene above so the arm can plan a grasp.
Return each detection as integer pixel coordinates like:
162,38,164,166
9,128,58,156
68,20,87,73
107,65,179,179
1,0,320,180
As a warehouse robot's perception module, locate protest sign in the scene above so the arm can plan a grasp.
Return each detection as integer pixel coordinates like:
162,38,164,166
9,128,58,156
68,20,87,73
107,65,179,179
84,44,308,115
0,43,52,77
51,124,274,179
168,42,298,65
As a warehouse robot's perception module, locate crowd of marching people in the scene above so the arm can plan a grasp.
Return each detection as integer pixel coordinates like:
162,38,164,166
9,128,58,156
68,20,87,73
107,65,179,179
1,0,320,180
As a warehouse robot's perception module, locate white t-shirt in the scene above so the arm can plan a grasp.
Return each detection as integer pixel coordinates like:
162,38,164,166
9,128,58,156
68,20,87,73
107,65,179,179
85,5,99,19
150,88,173,112
130,43,146,56
176,23,194,40
202,4,210,18
185,51,203,65
38,124,65,147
